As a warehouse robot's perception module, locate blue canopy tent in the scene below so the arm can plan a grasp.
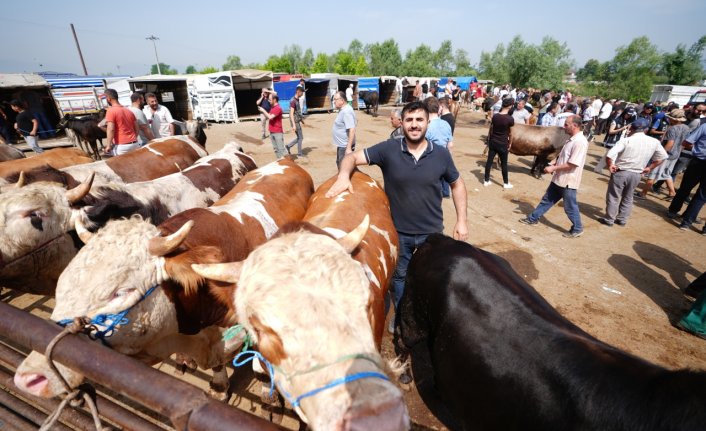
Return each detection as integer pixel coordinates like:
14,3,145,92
357,77,379,108
437,76,477,97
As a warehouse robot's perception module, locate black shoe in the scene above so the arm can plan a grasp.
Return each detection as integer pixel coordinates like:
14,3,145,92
285,144,292,155
679,223,690,231
615,220,627,226
598,217,614,227
666,211,679,219
519,217,538,226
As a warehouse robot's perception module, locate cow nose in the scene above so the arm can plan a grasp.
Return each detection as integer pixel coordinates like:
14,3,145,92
14,372,49,397
341,396,409,431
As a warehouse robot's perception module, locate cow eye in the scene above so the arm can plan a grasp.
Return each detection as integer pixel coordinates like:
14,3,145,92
26,211,44,231
112,288,136,299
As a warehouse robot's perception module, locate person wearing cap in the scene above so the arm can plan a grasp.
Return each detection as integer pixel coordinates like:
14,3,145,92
597,118,667,227
638,109,691,200
484,97,515,189
519,115,588,238
638,102,655,129
668,122,706,233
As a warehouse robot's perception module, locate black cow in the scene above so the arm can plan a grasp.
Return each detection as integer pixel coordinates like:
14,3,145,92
59,110,107,160
395,233,706,431
359,91,379,117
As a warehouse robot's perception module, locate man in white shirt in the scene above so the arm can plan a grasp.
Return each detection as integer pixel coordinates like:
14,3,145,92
512,99,532,124
598,118,668,227
345,84,354,107
596,99,613,136
143,93,175,138
128,92,155,146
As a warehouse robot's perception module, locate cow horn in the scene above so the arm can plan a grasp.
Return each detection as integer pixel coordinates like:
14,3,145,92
337,214,370,253
148,220,194,256
191,261,243,284
74,218,93,243
65,172,95,205
16,171,26,188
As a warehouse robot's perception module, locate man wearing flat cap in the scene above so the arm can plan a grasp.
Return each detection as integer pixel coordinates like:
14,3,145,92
598,117,668,227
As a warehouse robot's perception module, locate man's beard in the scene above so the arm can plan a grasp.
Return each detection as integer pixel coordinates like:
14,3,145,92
404,129,426,145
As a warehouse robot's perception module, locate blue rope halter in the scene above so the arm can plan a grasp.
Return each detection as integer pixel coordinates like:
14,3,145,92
56,285,158,344
233,348,390,409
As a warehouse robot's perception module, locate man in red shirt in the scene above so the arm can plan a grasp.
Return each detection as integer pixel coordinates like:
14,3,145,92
103,89,139,156
258,93,286,159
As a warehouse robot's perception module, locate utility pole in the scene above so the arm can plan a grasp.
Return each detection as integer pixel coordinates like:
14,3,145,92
146,35,161,74
70,24,88,76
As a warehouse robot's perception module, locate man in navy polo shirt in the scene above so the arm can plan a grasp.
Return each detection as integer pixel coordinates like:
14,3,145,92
326,101,468,328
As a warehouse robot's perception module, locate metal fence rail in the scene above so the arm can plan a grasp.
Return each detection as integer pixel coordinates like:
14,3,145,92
0,301,285,431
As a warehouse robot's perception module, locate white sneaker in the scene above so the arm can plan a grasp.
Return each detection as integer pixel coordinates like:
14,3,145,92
483,180,492,187
503,183,514,189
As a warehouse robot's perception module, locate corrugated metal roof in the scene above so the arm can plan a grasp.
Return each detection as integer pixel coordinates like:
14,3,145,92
37,72,130,88
0,73,48,88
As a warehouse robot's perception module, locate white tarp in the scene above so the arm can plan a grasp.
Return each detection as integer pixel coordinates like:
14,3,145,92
0,73,48,88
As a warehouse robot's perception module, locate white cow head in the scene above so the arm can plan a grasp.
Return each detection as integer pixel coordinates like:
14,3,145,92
193,216,409,431
0,176,93,293
14,217,192,398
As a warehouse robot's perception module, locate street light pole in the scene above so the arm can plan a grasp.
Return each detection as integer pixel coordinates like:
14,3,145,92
146,35,161,74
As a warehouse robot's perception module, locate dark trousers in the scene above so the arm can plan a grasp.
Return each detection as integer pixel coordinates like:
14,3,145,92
484,145,509,184
669,158,706,215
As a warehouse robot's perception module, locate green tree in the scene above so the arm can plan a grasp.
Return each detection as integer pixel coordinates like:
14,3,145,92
185,65,197,74
333,50,356,74
367,39,402,76
348,39,364,59
453,49,476,76
263,55,292,73
353,55,369,75
435,40,454,75
478,44,509,84
401,44,436,77
607,36,662,100
222,55,242,71
199,66,219,74
311,53,330,73
576,59,606,82
150,63,177,75
660,35,706,85
283,45,303,73
300,48,315,75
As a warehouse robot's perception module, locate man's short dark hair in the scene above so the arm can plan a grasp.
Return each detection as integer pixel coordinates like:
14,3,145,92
10,99,23,108
423,96,440,113
270,94,279,102
104,89,118,101
401,101,429,120
336,90,346,100
130,92,144,103
145,92,157,100
439,97,450,109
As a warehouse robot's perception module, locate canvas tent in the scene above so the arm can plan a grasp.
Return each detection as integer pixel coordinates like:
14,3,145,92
0,73,60,135
307,73,339,112
337,76,359,109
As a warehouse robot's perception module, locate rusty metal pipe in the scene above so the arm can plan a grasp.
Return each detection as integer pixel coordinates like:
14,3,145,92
0,403,40,431
0,387,73,431
0,301,285,431
0,342,166,431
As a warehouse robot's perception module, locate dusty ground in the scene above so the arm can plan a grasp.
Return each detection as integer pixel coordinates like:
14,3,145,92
3,106,705,430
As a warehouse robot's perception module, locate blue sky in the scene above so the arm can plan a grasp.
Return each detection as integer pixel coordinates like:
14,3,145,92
1,0,704,77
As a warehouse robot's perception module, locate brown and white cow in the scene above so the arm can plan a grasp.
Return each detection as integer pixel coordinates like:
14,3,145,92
0,143,26,161
72,142,256,236
0,136,208,294
192,171,407,431
14,158,314,401
508,124,567,178
0,147,93,181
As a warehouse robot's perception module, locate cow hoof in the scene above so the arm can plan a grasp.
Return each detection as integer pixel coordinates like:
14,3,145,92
207,388,229,402
398,371,413,385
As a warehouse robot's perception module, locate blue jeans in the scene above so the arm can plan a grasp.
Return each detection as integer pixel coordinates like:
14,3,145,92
527,182,583,233
389,232,430,313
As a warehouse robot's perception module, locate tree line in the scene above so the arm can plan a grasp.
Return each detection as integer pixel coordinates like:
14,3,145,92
149,35,706,102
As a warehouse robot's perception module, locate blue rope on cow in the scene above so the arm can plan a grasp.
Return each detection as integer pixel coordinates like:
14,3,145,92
56,285,158,342
232,348,391,409
18,127,61,135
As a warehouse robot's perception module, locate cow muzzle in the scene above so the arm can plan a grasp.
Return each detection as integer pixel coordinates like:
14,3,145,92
339,395,409,431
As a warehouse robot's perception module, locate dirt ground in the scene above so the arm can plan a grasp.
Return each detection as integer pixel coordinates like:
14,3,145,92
3,105,706,430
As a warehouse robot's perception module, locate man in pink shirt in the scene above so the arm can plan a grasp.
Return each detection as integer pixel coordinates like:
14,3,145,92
519,115,589,238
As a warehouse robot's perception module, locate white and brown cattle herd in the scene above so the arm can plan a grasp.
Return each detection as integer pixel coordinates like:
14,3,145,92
4,134,706,431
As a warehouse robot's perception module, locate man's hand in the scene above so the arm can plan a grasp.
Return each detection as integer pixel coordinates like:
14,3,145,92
453,221,468,241
325,177,353,198
544,165,555,174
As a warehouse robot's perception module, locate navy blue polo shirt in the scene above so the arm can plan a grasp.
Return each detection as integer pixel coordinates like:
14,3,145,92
364,138,459,235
